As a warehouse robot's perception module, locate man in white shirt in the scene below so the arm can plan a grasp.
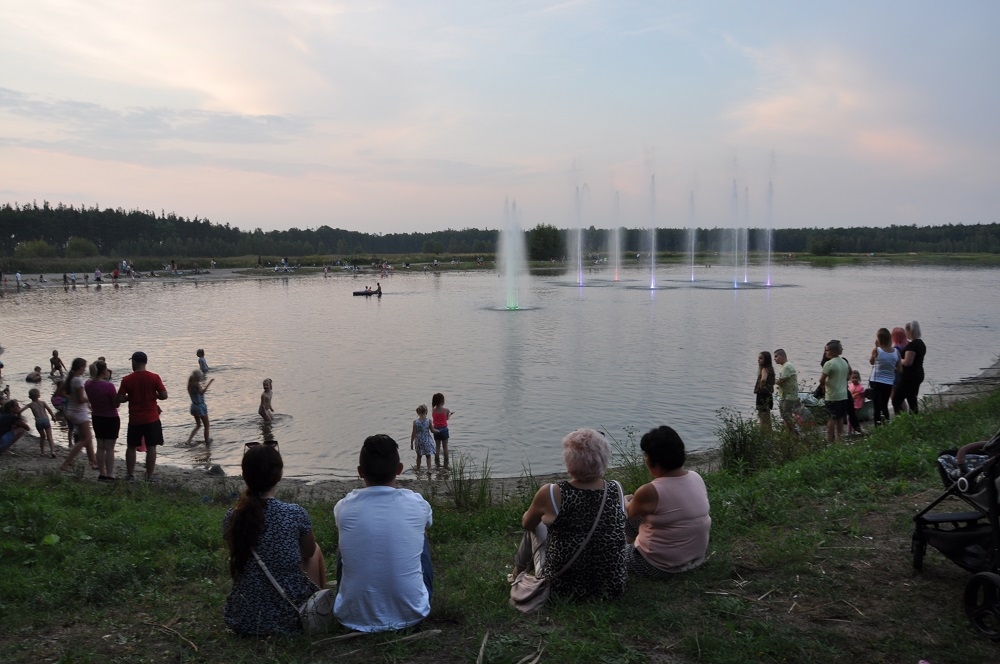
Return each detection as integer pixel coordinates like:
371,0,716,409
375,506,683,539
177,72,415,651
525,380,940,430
333,434,433,632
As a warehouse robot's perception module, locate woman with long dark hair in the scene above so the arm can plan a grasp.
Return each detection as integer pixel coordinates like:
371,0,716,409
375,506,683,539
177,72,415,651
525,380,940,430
59,358,97,473
754,351,775,429
868,328,899,426
223,443,326,635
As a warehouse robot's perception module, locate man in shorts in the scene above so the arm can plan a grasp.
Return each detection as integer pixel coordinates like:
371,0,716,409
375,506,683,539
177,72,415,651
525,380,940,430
773,349,801,435
117,351,168,481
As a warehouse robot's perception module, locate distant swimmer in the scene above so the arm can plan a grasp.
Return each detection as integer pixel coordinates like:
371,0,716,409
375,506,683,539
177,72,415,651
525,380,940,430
26,366,42,383
375,282,382,296
259,378,274,423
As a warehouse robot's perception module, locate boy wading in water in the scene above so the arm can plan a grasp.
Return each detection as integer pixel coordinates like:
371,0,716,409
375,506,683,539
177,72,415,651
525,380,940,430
259,379,274,422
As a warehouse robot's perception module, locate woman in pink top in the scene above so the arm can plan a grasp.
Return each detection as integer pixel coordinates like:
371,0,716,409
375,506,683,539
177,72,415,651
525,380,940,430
624,426,711,580
85,360,120,481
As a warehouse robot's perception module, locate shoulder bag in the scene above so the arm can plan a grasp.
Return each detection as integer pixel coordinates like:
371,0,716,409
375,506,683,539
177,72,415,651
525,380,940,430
509,480,611,614
252,549,336,633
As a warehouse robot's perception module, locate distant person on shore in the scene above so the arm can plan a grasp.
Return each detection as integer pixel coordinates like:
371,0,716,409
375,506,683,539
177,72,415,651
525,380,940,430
197,348,209,373
0,400,30,455
86,360,120,480
754,352,775,429
50,350,67,378
117,351,168,482
259,379,274,423
70,272,76,286
334,434,433,632
894,320,927,415
624,426,710,580
819,340,850,443
26,366,43,383
21,389,56,458
94,267,102,282
431,392,453,468
185,370,214,446
773,349,800,434
410,404,437,471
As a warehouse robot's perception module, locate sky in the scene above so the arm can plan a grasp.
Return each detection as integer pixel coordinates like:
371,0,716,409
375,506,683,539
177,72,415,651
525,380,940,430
1,1,998,234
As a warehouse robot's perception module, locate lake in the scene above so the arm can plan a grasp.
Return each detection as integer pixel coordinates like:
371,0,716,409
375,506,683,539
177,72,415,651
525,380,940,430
1,263,996,480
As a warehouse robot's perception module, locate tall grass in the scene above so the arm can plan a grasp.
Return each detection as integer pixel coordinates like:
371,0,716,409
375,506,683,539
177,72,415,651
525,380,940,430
446,451,493,510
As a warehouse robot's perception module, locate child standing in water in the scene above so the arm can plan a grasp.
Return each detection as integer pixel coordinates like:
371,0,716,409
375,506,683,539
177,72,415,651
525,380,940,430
185,370,214,445
258,379,274,422
197,348,209,373
49,350,66,377
410,404,437,471
21,388,56,457
431,392,454,468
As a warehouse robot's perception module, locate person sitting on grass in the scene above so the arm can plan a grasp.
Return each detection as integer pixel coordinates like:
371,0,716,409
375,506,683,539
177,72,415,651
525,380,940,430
223,442,326,636
334,434,433,632
624,426,711,580
0,400,30,455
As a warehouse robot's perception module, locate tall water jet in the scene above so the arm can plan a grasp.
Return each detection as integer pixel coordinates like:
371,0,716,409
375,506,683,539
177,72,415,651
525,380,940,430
743,185,750,283
688,189,697,282
500,197,527,310
572,184,589,286
766,179,774,287
612,191,621,281
649,174,657,289
730,179,739,287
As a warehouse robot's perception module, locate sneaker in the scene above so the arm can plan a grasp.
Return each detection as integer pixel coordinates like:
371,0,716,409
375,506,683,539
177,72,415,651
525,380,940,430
126,475,136,482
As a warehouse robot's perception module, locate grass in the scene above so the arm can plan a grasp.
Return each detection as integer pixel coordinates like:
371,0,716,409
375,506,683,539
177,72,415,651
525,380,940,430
2,392,1000,662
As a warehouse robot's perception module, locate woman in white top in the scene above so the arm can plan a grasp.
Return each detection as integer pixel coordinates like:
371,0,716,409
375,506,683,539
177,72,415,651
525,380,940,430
868,328,900,426
59,357,97,473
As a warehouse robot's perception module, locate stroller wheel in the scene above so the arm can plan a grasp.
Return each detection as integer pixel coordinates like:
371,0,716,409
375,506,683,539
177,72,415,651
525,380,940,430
911,533,926,572
964,572,1000,640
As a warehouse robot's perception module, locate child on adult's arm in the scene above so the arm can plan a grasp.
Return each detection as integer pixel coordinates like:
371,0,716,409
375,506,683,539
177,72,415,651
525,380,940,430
624,426,711,580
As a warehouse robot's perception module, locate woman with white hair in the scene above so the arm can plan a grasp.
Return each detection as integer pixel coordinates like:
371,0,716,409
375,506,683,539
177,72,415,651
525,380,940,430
509,428,627,600
893,320,927,414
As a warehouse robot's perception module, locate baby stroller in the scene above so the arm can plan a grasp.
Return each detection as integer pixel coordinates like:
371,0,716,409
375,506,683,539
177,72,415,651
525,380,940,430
911,427,1000,639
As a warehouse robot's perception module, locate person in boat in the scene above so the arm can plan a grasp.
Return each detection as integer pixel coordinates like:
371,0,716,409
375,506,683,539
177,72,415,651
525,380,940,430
364,286,372,293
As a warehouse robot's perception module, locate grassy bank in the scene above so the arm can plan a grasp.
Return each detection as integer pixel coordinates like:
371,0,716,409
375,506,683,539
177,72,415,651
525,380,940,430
3,393,1000,663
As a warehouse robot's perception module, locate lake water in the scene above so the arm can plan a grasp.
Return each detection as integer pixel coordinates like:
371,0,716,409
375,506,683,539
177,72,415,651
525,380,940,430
1,263,997,480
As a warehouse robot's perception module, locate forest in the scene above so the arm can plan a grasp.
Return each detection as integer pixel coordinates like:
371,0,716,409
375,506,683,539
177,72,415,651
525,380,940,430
1,200,997,262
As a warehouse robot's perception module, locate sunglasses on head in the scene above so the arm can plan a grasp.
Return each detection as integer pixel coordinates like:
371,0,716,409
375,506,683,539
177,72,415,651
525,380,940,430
244,440,278,455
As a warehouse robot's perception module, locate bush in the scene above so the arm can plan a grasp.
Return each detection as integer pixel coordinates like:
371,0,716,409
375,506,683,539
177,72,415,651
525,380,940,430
14,239,57,258
66,236,99,258
716,407,828,476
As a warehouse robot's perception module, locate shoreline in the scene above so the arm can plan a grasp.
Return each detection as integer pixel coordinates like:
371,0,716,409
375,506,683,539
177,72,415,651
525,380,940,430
4,356,997,503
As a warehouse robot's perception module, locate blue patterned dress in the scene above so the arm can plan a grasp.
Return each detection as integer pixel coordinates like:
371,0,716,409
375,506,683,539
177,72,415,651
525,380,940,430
413,418,435,456
223,499,319,635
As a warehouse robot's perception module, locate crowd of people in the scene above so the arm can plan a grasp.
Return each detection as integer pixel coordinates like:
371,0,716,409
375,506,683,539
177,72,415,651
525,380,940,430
757,320,927,442
222,425,711,636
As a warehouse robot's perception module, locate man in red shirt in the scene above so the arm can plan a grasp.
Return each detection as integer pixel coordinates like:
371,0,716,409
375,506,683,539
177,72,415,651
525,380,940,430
117,351,168,481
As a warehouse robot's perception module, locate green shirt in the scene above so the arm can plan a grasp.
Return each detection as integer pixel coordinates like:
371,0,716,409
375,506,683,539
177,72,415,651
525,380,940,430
822,357,849,402
777,362,798,401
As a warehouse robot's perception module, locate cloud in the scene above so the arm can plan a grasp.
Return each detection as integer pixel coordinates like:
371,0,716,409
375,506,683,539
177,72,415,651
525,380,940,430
726,42,948,172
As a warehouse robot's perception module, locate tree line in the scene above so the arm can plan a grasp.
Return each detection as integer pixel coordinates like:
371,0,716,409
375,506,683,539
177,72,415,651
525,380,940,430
2,201,997,262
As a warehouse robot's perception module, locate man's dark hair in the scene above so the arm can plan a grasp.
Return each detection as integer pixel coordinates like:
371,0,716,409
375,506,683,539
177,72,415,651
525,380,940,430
640,425,686,471
359,434,400,484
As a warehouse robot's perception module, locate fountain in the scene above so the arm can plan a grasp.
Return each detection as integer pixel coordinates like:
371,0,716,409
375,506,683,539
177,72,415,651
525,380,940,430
766,179,774,287
612,191,621,281
500,198,527,310
730,179,739,287
572,184,589,286
688,190,697,282
649,174,657,289
743,185,750,283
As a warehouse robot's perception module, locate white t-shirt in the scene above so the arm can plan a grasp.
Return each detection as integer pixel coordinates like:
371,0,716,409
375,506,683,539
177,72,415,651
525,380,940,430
333,485,432,632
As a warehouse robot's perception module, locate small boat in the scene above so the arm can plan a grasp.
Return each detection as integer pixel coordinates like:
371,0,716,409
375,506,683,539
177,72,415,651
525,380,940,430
353,290,382,297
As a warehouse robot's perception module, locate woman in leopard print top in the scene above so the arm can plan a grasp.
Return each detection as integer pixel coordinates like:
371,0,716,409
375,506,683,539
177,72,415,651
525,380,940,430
511,428,627,600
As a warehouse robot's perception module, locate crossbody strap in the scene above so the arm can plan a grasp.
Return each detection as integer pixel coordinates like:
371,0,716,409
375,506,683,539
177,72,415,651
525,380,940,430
252,549,301,613
548,480,611,581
